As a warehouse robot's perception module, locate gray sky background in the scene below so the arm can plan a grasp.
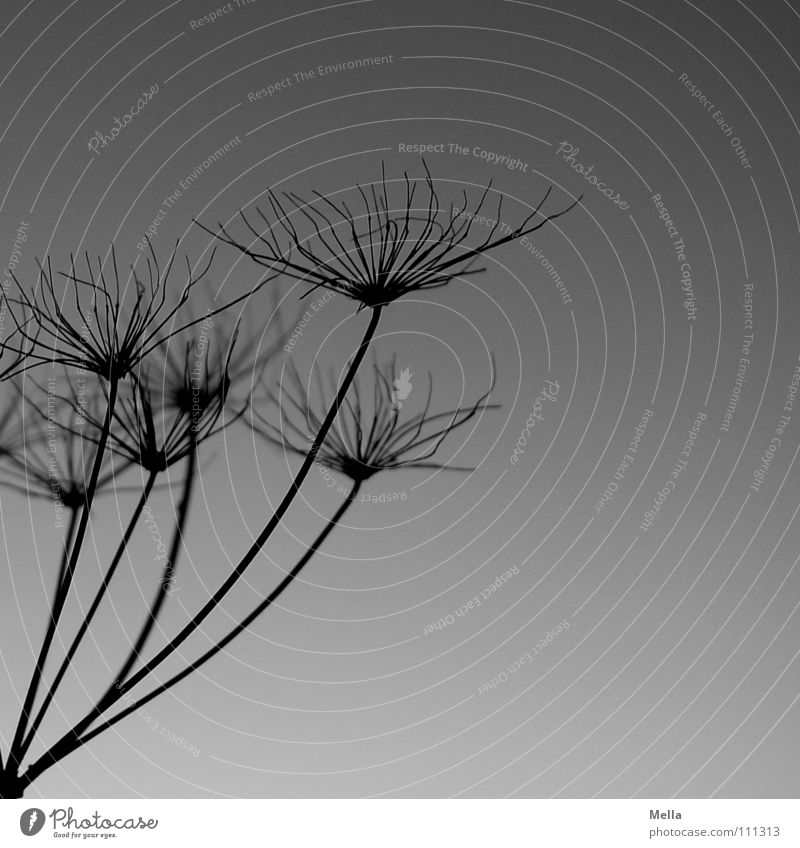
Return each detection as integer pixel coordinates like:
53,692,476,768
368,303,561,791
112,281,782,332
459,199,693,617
0,0,798,798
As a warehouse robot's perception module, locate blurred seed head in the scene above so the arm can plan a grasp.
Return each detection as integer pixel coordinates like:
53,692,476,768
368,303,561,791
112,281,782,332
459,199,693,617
252,352,499,484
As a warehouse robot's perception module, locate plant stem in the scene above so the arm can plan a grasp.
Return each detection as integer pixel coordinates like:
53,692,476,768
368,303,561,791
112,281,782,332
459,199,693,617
115,446,196,685
17,469,159,761
7,378,119,775
56,508,81,592
0,769,24,799
74,481,361,750
21,306,382,788
0,508,78,779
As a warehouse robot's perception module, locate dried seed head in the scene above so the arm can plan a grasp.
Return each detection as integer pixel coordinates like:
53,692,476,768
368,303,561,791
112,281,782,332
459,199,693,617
253,352,499,483
201,161,580,310
0,377,121,509
0,241,277,383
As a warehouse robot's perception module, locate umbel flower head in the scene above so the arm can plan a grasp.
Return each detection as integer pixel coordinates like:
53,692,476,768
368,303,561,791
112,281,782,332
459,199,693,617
252,352,499,483
0,387,27,462
200,161,581,311
0,318,37,380
0,241,269,382
157,296,287,418
0,378,123,510
65,323,255,474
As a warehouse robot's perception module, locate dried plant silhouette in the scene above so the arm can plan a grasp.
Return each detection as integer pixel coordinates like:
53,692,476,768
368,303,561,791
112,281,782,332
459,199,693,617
0,379,123,510
254,352,498,480
0,162,578,797
199,160,580,310
49,353,500,749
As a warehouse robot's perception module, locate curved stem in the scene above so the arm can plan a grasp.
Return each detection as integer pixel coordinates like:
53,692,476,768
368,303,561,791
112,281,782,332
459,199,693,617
22,306,382,788
8,378,119,773
0,509,77,777
55,508,81,592
115,446,196,685
74,481,361,750
17,469,159,761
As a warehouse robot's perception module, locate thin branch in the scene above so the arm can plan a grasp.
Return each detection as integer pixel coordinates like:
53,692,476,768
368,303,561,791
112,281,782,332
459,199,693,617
67,480,362,752
17,469,159,761
21,305,384,786
115,445,196,685
7,378,120,773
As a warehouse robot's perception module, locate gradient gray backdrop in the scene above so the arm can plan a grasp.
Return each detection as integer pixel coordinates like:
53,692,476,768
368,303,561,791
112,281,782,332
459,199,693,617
0,0,798,798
